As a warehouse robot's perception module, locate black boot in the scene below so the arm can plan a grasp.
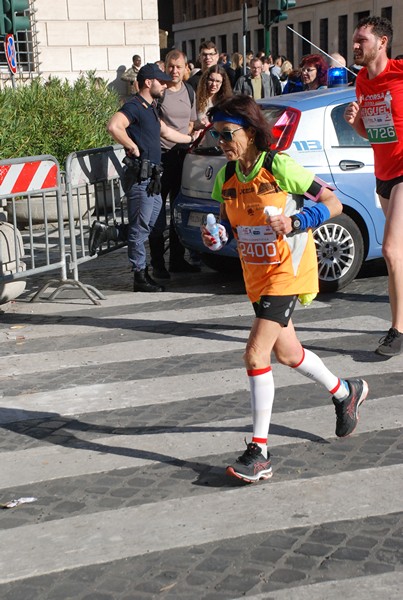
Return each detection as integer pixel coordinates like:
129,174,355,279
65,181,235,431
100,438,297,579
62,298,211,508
133,268,165,292
88,221,118,256
149,233,170,279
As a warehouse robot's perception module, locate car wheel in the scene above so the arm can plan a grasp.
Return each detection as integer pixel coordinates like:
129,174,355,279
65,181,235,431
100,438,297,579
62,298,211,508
201,252,242,274
314,213,364,293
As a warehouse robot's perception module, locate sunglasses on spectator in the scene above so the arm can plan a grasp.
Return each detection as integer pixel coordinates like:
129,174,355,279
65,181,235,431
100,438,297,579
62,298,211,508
210,127,244,142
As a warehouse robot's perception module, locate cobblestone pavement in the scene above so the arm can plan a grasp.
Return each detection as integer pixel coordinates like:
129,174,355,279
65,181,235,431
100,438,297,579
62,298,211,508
0,250,402,599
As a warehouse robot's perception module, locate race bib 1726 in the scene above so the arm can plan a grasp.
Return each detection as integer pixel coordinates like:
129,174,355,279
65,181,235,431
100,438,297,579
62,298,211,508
361,91,398,144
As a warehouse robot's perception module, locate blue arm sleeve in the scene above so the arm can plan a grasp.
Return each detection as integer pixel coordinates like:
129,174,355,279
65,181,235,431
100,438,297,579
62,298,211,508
297,203,331,230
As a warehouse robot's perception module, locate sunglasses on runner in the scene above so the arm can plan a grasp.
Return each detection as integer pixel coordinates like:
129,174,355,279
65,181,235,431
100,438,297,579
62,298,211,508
209,127,244,142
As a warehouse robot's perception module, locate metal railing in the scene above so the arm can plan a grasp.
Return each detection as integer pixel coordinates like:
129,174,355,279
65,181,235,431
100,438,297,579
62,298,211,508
0,145,128,305
64,144,126,277
0,154,66,290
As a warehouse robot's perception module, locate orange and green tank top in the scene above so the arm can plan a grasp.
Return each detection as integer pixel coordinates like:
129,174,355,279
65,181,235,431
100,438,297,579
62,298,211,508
211,151,319,303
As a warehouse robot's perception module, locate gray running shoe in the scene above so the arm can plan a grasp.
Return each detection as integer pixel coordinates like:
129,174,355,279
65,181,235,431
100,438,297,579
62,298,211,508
333,378,368,437
375,328,403,357
226,442,272,483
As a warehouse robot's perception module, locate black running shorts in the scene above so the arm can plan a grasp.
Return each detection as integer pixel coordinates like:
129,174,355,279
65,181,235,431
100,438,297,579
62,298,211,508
376,175,403,200
252,294,298,326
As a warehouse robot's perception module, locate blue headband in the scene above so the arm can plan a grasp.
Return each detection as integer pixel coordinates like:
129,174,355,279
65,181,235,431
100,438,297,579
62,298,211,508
211,112,249,126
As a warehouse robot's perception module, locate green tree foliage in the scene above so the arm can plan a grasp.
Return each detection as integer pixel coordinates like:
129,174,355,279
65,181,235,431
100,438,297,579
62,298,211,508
0,72,120,166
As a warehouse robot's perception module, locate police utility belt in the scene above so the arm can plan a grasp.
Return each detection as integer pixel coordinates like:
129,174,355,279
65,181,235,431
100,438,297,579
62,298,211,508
122,156,164,196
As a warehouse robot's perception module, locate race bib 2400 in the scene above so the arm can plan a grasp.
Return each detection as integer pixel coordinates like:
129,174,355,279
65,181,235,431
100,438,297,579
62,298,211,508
237,225,280,265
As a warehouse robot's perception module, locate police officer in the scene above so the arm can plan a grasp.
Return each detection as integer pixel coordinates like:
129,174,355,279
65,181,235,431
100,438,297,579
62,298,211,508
106,63,197,292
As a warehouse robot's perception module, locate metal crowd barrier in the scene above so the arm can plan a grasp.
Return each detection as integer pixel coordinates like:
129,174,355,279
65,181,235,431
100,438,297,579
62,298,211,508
63,144,127,303
0,154,66,303
0,145,127,305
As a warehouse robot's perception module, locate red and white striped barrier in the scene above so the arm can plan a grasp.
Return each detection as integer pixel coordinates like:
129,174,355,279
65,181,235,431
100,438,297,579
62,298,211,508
0,160,58,196
1,147,123,305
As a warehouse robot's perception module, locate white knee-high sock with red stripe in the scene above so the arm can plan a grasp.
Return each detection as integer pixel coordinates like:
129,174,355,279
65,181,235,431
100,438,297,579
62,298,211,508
291,348,349,400
247,366,274,458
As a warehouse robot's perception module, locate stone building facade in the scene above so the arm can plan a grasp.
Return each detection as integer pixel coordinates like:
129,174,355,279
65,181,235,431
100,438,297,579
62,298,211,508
172,0,403,67
0,0,161,93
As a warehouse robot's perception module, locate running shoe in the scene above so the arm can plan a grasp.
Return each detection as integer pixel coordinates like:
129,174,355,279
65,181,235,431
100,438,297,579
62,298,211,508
333,378,368,437
226,442,272,483
375,327,403,357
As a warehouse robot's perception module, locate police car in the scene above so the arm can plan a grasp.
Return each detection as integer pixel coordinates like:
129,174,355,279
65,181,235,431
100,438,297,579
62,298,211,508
173,86,385,292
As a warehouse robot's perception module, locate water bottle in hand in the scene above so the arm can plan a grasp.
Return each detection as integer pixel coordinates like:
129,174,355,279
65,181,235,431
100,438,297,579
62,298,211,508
206,213,222,251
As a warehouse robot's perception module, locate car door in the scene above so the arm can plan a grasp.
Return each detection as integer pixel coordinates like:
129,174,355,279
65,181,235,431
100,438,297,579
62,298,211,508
323,99,385,253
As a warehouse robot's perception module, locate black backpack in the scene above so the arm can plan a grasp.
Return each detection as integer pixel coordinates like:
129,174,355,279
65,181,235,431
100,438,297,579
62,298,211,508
224,150,277,181
224,150,304,212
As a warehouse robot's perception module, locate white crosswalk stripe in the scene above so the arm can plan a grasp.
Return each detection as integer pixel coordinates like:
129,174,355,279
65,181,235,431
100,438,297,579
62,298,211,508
1,395,402,489
1,464,402,584
0,289,402,597
0,314,391,377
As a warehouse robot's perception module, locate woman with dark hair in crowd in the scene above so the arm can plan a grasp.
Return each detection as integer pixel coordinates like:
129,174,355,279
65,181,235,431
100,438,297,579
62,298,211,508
194,65,232,128
300,53,329,90
200,94,368,482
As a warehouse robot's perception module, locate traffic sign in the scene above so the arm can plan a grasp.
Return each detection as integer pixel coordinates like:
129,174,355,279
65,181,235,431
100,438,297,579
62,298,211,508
5,33,17,74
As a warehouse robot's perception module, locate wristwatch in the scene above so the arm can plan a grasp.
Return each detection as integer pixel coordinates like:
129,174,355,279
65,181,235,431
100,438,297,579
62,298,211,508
290,215,303,232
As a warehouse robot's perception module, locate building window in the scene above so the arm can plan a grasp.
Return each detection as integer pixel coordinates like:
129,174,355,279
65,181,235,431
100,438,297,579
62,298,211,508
381,6,392,21
300,22,311,57
233,32,238,53
338,15,348,60
219,34,227,53
188,1,194,20
271,27,279,58
320,19,328,55
189,40,196,64
246,30,251,53
257,29,264,54
286,24,294,65
355,10,370,26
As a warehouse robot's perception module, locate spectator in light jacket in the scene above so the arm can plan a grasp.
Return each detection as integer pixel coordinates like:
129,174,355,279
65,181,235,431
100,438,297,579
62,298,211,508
234,58,281,99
